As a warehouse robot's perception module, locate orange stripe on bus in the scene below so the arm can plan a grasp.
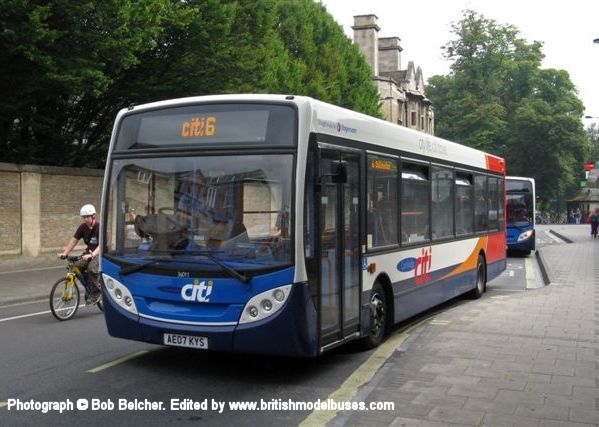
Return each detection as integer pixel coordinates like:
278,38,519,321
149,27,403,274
439,236,488,281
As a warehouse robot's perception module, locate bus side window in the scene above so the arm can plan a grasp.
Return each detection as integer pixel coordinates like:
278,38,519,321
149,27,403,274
474,175,488,232
431,166,454,240
366,154,398,249
455,173,474,236
401,162,430,244
487,177,499,230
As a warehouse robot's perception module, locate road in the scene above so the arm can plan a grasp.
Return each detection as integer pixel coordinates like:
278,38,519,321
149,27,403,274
0,231,553,426
0,296,379,425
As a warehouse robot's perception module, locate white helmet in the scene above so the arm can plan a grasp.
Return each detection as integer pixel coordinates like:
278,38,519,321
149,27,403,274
80,204,96,216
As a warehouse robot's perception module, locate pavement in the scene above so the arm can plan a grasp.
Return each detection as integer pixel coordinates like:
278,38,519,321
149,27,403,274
336,224,599,426
0,254,64,305
1,225,598,425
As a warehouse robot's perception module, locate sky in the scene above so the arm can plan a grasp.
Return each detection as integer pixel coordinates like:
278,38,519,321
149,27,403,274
319,0,599,127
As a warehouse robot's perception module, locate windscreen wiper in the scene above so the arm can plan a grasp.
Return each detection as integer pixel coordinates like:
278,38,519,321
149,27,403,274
120,260,165,276
119,251,251,283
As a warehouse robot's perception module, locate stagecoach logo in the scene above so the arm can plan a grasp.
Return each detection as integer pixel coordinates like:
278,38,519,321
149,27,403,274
317,119,358,135
181,280,213,302
397,257,417,272
397,247,432,285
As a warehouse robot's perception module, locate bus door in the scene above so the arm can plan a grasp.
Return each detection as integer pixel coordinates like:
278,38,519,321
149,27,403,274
317,147,361,347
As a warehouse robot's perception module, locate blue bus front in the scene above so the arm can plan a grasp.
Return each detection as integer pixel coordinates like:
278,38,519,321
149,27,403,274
101,101,318,357
506,179,535,252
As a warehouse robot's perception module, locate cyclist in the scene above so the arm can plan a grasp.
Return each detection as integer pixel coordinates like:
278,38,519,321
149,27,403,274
57,204,101,304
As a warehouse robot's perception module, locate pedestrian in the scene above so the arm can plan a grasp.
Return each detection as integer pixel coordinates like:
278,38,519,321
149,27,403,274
575,208,582,224
590,208,599,238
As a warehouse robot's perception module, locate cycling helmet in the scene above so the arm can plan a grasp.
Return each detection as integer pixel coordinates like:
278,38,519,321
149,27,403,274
80,204,96,216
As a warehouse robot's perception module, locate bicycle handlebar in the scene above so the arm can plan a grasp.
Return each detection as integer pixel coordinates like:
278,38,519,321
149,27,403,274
60,255,82,262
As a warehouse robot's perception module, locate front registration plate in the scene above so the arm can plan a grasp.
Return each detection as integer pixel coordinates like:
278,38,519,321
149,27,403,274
164,333,208,349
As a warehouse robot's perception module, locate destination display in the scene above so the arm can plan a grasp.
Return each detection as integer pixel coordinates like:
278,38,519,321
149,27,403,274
116,103,296,149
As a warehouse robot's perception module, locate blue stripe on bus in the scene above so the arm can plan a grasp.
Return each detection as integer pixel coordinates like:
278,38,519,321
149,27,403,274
102,258,294,324
101,278,319,357
360,258,505,335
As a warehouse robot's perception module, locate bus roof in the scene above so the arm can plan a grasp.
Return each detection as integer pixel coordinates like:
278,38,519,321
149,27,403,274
506,176,535,183
117,94,505,174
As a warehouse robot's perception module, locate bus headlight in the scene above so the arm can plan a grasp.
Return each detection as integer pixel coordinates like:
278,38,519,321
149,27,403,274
239,285,292,324
102,273,138,315
517,230,534,242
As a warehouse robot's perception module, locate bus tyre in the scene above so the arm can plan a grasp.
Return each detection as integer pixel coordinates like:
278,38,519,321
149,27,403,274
360,282,387,349
468,255,487,299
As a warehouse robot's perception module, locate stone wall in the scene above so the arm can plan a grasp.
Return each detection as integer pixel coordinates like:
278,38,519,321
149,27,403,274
0,163,103,257
0,167,21,254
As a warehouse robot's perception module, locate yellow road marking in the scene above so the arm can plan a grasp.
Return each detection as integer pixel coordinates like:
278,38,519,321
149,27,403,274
87,350,149,373
429,320,450,325
300,315,433,427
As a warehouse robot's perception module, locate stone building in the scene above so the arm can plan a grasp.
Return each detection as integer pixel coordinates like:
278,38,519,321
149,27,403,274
352,14,434,134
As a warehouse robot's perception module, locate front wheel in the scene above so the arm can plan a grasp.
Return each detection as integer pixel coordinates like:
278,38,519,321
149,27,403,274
50,278,80,321
359,282,387,349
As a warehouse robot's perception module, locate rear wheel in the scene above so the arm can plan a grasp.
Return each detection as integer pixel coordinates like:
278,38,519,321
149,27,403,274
50,278,80,321
359,282,387,349
468,255,487,299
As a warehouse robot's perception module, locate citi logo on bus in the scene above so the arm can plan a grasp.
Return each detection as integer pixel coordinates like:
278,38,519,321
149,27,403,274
397,247,432,285
181,280,213,302
180,116,216,138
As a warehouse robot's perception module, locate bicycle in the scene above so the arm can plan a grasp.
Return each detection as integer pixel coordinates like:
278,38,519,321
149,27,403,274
49,255,103,321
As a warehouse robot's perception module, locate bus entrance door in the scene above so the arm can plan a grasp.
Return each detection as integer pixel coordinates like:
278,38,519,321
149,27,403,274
318,149,361,348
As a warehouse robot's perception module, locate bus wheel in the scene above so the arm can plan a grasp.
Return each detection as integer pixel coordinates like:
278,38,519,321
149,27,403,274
468,255,486,299
360,282,387,349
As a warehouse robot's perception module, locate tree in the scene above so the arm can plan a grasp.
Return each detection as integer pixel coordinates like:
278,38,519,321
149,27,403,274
427,10,589,207
269,0,379,115
0,0,184,166
0,0,379,168
586,123,599,163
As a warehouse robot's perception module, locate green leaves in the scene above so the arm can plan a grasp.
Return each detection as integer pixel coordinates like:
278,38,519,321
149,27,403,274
427,9,588,209
0,0,379,167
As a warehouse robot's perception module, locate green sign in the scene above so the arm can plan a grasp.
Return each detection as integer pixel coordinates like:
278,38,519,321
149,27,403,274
581,180,588,187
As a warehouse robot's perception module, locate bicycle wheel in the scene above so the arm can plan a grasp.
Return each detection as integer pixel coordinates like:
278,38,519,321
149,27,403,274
50,278,80,321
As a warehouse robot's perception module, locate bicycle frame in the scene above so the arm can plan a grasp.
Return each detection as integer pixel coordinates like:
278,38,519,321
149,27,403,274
69,264,91,294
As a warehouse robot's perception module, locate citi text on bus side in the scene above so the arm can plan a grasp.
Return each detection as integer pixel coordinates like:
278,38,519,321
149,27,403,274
99,94,507,357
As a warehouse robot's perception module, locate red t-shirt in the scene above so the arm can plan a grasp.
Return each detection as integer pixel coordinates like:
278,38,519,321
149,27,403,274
74,222,100,253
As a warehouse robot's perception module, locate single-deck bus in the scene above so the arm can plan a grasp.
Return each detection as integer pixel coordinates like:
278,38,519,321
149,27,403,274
99,95,507,356
506,176,535,253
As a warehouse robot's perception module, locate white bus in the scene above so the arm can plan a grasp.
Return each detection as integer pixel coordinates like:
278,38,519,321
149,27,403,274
100,94,506,356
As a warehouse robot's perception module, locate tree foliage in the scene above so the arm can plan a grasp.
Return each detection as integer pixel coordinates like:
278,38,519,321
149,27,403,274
587,123,599,163
0,0,378,167
427,10,589,207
